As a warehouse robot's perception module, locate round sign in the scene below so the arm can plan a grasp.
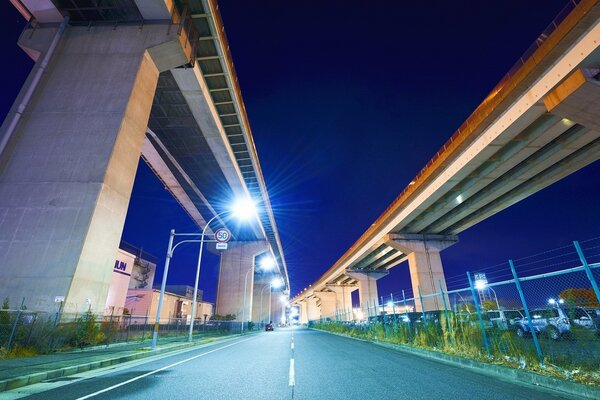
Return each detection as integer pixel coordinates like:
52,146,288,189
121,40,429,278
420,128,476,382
214,228,231,243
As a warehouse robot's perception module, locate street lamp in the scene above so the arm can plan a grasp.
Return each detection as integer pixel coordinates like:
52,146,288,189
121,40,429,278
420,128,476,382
151,198,256,350
474,278,500,310
241,255,276,334
187,198,256,342
259,277,283,326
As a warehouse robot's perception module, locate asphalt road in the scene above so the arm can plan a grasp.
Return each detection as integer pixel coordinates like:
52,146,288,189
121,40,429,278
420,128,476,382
3,327,576,400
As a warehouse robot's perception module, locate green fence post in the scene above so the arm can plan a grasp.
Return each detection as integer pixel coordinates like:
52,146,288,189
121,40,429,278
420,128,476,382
417,286,426,320
467,272,490,356
439,280,454,347
7,298,25,350
509,260,543,365
574,241,600,305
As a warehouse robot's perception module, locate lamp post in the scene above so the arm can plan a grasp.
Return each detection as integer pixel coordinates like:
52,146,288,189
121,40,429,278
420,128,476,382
151,199,256,350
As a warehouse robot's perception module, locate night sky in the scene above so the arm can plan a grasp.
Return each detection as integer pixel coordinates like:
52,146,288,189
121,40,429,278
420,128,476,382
1,1,599,304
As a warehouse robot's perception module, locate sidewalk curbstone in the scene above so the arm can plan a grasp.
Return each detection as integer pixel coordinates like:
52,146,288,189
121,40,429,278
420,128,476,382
0,334,241,393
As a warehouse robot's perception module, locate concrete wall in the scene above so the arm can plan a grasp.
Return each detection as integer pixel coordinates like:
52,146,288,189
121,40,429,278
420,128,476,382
125,289,213,322
0,24,186,313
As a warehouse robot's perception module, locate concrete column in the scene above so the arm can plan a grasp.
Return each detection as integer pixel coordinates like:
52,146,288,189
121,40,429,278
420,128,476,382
314,291,337,319
270,290,284,325
299,300,308,324
306,297,320,322
251,278,271,323
326,285,355,320
215,241,268,322
346,271,388,311
387,233,457,312
0,24,189,313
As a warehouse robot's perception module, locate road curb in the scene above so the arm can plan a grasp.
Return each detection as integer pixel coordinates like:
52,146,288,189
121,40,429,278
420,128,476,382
0,334,241,393
311,328,600,400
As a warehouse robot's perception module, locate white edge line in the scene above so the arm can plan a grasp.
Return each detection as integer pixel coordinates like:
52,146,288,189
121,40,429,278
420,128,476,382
76,338,254,400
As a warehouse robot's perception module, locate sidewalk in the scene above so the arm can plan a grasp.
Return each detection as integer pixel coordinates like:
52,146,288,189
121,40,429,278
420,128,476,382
0,333,240,392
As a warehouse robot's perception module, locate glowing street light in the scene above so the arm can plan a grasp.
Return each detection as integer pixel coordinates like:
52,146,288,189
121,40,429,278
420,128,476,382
152,197,257,349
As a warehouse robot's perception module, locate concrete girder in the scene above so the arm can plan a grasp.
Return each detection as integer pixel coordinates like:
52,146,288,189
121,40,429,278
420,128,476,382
431,123,597,234
403,113,561,233
444,135,600,234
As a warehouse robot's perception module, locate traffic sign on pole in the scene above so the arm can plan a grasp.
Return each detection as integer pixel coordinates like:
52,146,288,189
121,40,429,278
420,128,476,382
214,228,231,243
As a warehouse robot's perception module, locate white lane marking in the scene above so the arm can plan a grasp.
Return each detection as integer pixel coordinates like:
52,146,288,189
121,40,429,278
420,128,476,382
75,337,253,400
288,358,295,386
291,342,294,350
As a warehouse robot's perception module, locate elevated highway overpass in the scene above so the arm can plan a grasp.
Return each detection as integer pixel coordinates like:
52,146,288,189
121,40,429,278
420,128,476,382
293,0,600,321
0,0,287,324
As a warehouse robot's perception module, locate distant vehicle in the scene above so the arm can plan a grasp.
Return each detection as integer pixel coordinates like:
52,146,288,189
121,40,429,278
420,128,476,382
487,309,524,331
515,307,570,340
569,307,600,336
265,323,274,331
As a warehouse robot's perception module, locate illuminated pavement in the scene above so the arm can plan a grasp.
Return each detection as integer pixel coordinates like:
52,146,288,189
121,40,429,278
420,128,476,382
5,327,574,399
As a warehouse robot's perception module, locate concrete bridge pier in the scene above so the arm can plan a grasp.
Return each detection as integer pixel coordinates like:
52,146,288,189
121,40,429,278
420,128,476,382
345,270,388,316
270,289,285,325
387,234,457,312
215,241,269,321
0,22,191,314
299,300,308,324
306,297,320,322
324,284,354,320
314,291,337,319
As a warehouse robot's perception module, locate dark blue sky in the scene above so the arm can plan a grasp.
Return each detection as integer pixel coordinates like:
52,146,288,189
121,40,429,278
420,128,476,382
2,1,599,304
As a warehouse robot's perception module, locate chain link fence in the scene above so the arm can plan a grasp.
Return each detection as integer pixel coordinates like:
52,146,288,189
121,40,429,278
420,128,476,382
310,239,600,385
0,308,243,356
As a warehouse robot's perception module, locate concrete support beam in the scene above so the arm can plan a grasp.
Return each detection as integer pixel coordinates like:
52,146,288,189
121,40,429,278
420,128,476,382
387,233,457,312
324,285,355,320
314,291,337,319
270,290,285,325
306,297,320,322
299,300,308,324
251,277,272,323
0,24,186,314
345,270,388,311
215,241,268,321
545,68,600,131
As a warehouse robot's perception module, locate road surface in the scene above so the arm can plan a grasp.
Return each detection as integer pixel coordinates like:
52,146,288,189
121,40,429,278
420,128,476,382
3,327,575,399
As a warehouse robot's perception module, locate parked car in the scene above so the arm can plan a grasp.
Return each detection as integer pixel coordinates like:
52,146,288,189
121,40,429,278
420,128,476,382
569,307,600,336
487,309,524,331
515,307,570,340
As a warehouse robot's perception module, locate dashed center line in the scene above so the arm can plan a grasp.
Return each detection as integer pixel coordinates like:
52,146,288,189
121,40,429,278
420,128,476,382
288,358,295,386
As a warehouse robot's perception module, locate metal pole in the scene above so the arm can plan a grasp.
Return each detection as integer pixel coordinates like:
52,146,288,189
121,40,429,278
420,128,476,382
391,293,396,324
189,213,224,342
417,286,425,320
241,267,252,334
467,271,490,355
152,229,175,350
574,241,600,304
509,260,543,365
402,290,408,317
439,279,454,347
7,298,25,350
